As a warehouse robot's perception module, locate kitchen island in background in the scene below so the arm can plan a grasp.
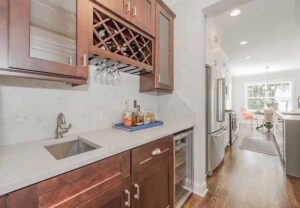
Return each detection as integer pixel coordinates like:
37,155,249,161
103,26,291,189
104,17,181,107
274,111,300,177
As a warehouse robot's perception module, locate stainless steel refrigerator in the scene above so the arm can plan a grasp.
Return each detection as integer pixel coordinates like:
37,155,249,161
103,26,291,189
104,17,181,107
206,65,226,175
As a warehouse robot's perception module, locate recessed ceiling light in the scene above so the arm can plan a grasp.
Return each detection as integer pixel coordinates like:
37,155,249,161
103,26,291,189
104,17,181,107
240,41,248,45
230,9,241,17
245,56,252,59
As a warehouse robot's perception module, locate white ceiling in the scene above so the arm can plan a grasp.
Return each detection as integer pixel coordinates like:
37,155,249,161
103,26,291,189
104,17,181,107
212,0,300,76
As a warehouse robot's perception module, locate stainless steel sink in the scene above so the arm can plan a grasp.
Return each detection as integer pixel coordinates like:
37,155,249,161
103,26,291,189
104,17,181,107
45,138,101,160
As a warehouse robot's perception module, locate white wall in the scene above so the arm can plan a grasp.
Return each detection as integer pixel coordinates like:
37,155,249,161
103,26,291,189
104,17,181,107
163,0,220,196
0,66,158,145
232,69,300,111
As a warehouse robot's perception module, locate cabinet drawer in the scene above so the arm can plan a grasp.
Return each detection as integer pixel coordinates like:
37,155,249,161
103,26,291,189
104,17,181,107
8,151,130,208
77,178,130,208
132,136,173,171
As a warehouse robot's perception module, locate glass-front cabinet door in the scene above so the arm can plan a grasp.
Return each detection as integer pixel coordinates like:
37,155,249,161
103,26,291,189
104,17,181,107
30,0,77,66
9,0,88,79
155,3,174,91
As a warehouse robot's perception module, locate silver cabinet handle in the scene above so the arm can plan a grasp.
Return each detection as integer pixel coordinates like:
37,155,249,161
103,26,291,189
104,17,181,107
132,6,137,17
152,148,169,156
124,190,130,207
82,53,87,68
139,157,152,165
152,148,161,155
134,183,140,199
156,74,161,82
126,1,131,13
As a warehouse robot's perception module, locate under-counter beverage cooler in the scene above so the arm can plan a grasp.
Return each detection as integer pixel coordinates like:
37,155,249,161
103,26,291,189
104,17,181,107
174,129,193,208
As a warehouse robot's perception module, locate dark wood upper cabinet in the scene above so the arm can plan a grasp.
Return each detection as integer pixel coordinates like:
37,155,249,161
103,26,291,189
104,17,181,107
8,0,89,84
0,0,8,69
93,0,155,36
131,136,174,208
155,2,175,91
1,0,175,86
130,0,155,36
140,0,175,94
94,0,131,21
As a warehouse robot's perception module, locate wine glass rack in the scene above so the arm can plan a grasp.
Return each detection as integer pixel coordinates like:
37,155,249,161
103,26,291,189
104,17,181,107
89,3,154,75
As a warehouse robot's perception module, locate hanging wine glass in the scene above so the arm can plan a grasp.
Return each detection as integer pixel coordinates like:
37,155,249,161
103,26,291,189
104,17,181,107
114,65,121,86
93,60,101,82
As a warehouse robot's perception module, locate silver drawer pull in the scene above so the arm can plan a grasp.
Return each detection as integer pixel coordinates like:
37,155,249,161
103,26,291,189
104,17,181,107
124,190,130,207
152,148,169,156
139,157,152,165
152,148,161,155
134,183,140,200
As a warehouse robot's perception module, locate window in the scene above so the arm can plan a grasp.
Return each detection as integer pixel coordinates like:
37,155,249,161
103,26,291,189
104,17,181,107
245,81,292,112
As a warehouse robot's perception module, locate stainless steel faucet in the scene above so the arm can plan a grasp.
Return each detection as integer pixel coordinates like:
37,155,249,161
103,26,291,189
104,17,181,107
298,96,300,108
56,113,72,139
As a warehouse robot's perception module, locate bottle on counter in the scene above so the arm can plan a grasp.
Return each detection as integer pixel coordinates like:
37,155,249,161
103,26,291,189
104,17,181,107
123,100,132,127
145,108,152,124
136,105,145,126
136,105,144,126
150,108,156,123
131,100,138,126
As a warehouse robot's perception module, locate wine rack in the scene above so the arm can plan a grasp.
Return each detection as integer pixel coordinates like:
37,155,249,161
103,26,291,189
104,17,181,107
90,3,154,75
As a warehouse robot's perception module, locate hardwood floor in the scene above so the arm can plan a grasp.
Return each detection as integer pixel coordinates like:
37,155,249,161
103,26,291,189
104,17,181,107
184,124,299,208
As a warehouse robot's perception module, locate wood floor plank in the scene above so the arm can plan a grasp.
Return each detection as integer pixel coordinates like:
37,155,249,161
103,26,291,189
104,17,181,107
185,124,296,208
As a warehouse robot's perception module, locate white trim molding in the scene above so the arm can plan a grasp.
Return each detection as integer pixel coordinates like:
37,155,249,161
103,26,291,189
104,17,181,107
193,180,208,197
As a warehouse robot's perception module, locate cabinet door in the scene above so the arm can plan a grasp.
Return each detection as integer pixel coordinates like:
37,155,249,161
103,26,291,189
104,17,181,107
77,179,131,208
9,0,88,78
0,0,8,69
132,154,174,208
0,196,7,208
95,0,131,21
131,0,155,35
155,3,174,91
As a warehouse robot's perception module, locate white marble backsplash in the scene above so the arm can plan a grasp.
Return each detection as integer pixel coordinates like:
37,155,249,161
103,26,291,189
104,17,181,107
0,66,159,145
158,93,196,124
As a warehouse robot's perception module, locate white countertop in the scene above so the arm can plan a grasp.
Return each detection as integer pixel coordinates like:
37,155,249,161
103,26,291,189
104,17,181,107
275,111,300,121
0,121,194,196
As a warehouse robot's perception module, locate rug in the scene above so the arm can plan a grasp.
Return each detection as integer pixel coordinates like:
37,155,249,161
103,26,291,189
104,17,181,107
239,137,278,156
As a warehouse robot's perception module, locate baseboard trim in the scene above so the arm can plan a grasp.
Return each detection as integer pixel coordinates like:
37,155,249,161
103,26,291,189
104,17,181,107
193,180,208,197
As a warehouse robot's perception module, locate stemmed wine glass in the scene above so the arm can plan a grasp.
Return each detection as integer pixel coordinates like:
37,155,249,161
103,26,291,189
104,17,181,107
94,60,121,85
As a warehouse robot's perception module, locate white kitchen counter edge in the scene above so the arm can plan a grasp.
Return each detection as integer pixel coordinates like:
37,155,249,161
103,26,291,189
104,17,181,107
275,111,300,121
0,121,194,196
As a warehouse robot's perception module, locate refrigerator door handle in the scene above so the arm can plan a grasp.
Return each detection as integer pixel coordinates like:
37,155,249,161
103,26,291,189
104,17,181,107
217,78,225,122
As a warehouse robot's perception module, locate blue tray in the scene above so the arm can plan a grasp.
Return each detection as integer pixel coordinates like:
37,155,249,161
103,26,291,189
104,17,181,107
114,121,163,132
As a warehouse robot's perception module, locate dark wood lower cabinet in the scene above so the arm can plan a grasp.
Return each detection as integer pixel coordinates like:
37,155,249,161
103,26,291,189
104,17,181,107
7,151,130,208
0,196,7,208
131,136,174,208
132,154,174,208
77,178,131,208
4,136,174,208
